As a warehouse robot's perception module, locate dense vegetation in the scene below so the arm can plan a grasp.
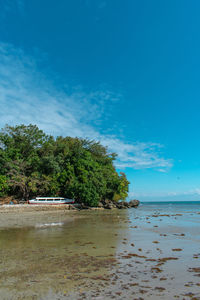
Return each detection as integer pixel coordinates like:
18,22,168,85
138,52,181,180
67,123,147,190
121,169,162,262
0,124,129,206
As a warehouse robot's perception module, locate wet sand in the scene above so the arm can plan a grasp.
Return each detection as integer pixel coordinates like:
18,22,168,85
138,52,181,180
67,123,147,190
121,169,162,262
0,207,78,229
0,204,200,299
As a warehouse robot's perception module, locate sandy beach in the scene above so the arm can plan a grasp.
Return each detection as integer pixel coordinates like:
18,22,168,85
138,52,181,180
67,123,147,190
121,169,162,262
0,205,80,229
0,203,200,299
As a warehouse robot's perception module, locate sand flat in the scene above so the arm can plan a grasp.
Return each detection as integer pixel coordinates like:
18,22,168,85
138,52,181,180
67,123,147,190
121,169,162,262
0,203,200,299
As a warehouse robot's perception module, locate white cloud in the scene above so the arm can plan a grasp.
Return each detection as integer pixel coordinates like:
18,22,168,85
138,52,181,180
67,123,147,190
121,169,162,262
0,42,173,171
171,189,200,196
100,137,172,170
129,188,200,199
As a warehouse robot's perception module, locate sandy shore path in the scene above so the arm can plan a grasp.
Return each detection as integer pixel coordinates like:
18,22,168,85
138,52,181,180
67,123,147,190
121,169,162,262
0,204,79,228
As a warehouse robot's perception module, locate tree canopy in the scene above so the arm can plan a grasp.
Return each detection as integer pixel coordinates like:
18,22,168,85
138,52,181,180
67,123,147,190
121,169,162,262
0,124,129,206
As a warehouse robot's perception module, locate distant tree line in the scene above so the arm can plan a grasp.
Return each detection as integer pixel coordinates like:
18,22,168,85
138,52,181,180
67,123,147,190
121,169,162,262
0,124,129,206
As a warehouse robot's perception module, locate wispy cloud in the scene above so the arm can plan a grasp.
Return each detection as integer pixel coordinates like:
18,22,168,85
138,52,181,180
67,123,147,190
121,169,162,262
102,138,172,170
129,188,200,199
167,189,200,196
0,42,173,171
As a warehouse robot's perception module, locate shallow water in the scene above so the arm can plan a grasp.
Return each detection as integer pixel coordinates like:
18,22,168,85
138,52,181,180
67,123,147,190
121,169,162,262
1,203,200,299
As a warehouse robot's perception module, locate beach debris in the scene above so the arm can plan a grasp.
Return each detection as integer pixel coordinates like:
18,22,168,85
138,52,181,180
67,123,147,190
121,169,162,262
193,253,200,259
146,258,157,262
121,253,147,259
158,257,179,263
151,267,163,273
173,233,185,236
154,286,166,291
172,248,183,251
188,267,200,272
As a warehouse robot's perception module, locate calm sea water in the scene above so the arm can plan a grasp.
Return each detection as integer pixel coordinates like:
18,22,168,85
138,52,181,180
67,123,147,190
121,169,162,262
141,200,200,206
140,200,200,213
131,201,200,232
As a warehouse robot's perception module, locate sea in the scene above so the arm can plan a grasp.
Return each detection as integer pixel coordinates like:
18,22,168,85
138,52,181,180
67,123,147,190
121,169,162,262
140,200,200,213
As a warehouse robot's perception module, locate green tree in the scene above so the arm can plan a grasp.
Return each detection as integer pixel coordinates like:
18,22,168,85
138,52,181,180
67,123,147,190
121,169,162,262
0,175,9,197
0,124,130,206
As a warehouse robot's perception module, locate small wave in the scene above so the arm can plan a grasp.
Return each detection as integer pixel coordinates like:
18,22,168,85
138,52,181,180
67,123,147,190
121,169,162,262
35,222,64,228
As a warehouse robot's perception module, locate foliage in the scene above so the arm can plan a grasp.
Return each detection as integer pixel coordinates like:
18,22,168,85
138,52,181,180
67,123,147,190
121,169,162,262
0,175,9,197
0,124,129,206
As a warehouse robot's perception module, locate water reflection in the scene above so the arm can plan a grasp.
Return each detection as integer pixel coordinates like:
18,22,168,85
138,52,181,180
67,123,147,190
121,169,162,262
0,210,128,299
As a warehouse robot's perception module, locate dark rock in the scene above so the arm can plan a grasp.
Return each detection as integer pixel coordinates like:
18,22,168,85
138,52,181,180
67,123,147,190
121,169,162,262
111,202,117,208
68,204,77,210
123,201,130,208
74,199,140,210
98,202,104,208
103,199,110,205
129,199,140,207
100,199,116,209
104,204,113,209
73,203,82,209
116,204,123,209
115,200,140,209
104,200,115,209
80,203,90,209
116,202,126,209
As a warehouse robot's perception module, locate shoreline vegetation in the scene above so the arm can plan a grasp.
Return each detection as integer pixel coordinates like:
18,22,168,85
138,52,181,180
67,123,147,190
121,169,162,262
0,124,139,209
0,199,140,210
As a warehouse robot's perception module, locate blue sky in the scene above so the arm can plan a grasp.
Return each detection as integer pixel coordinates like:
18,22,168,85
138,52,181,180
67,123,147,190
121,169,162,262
0,0,200,201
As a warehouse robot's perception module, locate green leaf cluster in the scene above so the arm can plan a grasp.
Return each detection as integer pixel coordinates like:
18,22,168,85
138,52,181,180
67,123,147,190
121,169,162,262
0,124,129,206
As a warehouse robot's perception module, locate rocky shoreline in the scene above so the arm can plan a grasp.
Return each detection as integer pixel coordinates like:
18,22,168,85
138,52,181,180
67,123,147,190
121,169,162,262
0,199,140,213
81,199,140,210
